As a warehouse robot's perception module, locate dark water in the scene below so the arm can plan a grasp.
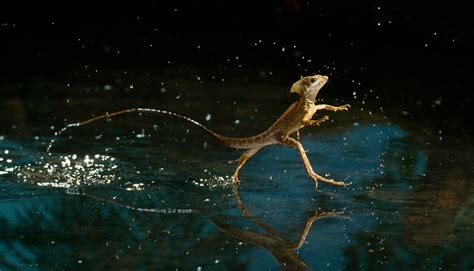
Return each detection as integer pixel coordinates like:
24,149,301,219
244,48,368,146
1,71,473,270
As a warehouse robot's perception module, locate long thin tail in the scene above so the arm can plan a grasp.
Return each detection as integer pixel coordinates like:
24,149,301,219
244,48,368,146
47,108,244,152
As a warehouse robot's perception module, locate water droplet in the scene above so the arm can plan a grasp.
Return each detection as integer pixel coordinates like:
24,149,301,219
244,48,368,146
136,129,146,138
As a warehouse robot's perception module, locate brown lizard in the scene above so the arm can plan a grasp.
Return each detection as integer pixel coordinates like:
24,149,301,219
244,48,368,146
50,74,350,190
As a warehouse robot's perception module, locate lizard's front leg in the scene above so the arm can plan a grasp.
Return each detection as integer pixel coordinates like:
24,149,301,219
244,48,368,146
279,136,349,190
314,104,351,112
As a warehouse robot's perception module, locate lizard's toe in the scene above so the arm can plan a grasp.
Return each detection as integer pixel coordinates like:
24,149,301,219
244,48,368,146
231,174,240,184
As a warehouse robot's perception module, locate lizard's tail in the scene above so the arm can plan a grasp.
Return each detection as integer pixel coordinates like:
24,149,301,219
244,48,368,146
47,108,238,152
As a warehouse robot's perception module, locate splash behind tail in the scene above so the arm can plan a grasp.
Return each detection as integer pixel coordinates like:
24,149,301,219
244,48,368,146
47,108,267,152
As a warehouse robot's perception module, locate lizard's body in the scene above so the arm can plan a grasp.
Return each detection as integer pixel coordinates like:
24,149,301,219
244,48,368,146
210,96,308,149
55,75,350,190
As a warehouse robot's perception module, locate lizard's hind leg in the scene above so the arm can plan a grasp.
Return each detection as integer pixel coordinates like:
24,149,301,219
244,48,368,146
230,147,262,183
279,136,348,190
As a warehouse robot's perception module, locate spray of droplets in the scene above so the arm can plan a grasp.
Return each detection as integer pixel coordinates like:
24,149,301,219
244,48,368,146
9,154,120,188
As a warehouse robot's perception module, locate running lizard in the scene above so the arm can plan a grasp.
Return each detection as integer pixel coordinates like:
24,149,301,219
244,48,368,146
53,74,350,190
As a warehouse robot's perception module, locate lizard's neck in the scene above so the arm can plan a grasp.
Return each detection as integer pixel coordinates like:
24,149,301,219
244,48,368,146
297,97,315,114
304,98,315,106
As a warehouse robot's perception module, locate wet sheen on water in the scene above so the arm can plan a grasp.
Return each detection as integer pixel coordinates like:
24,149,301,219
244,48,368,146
1,74,473,270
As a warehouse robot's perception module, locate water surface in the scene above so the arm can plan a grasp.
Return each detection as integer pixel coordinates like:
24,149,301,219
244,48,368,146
1,73,473,270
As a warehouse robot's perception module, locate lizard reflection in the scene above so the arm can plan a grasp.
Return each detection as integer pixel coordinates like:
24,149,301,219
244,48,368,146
212,184,345,270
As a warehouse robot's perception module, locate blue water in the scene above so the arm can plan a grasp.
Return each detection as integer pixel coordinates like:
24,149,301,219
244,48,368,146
1,76,473,270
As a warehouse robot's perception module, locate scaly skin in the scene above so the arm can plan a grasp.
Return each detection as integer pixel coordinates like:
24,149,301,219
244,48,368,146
226,75,351,189
56,74,350,190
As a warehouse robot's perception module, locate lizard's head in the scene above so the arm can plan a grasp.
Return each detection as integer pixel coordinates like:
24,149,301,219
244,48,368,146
290,74,328,101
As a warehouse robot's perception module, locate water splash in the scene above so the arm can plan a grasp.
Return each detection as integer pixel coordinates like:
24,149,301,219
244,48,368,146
124,182,145,191
11,154,120,188
191,173,233,190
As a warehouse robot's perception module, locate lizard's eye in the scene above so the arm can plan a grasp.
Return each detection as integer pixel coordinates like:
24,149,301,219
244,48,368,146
310,78,316,83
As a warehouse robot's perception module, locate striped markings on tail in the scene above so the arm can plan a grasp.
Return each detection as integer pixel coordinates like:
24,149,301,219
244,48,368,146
47,108,240,152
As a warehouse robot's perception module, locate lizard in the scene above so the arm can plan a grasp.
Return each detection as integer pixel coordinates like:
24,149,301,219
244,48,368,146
50,74,350,190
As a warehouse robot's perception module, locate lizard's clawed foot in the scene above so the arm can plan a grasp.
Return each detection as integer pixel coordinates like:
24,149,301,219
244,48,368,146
309,172,350,190
231,174,240,184
335,104,351,111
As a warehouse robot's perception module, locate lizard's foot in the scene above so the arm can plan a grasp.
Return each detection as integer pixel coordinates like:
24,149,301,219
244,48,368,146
309,172,350,188
307,173,319,190
231,174,240,184
335,104,351,111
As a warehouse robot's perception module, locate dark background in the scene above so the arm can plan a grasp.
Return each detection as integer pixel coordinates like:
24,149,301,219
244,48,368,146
1,0,473,132
1,3,473,269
